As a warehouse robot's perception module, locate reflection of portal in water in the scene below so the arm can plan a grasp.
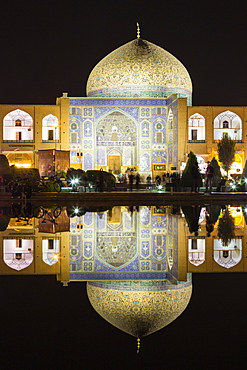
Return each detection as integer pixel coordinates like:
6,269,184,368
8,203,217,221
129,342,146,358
214,238,242,269
69,206,178,282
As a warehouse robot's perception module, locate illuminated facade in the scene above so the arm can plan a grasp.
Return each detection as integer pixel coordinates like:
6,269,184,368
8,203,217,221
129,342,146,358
0,206,70,283
186,206,247,272
0,35,247,177
1,204,247,338
2,32,247,341
69,37,192,178
2,205,246,279
0,96,70,171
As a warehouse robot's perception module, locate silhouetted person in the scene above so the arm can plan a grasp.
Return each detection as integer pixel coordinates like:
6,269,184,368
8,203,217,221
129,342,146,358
135,173,140,189
155,175,161,186
217,178,226,192
205,161,214,193
128,205,134,214
191,163,200,192
128,173,134,191
146,175,151,189
206,206,215,236
96,175,104,192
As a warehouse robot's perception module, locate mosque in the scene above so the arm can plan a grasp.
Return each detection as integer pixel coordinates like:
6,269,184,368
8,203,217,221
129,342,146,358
1,25,246,177
1,26,247,345
1,203,247,345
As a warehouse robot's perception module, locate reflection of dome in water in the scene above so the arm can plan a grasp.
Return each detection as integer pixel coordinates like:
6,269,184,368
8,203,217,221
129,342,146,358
86,38,192,99
87,279,192,338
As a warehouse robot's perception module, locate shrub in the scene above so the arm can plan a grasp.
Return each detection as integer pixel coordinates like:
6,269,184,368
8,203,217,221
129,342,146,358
181,151,202,187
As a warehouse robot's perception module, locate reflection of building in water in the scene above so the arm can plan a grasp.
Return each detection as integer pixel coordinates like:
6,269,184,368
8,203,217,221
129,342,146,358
2,204,247,339
0,205,192,340
186,206,246,272
69,206,184,282
82,209,192,340
87,278,192,339
0,207,70,283
2,205,247,279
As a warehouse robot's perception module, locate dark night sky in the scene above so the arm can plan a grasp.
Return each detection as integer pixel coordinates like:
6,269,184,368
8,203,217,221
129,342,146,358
1,0,247,106
1,1,247,369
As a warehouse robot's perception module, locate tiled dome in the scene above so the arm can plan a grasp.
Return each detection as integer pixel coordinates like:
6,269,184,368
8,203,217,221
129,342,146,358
86,38,192,100
87,280,192,338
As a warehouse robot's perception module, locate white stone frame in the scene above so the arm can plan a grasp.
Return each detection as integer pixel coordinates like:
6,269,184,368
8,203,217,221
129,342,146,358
3,239,33,271
214,238,242,268
214,110,242,141
3,109,33,141
188,238,205,266
168,109,173,130
42,114,59,141
188,113,205,141
42,238,60,266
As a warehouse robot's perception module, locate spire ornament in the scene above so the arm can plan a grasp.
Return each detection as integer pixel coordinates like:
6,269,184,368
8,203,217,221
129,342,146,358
137,22,141,38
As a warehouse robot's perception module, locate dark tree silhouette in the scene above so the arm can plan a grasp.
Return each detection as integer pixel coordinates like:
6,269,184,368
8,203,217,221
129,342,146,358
181,151,201,188
217,135,235,177
210,157,221,187
218,207,235,246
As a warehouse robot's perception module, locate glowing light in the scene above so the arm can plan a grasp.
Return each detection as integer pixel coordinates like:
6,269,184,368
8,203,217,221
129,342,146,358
71,178,79,185
52,253,60,262
11,163,31,168
244,178,247,184
231,184,237,190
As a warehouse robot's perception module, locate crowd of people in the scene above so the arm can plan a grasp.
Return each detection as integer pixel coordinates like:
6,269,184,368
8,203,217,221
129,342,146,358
116,161,233,193
117,170,181,191
118,171,141,191
4,162,236,195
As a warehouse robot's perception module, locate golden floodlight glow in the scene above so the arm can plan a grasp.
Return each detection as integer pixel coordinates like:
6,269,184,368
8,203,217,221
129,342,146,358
13,163,31,168
52,253,60,262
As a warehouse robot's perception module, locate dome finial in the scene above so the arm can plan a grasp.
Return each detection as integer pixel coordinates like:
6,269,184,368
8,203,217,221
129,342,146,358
136,22,141,38
137,338,141,354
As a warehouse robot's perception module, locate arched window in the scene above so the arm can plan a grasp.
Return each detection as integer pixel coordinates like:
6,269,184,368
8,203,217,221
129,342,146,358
140,153,151,171
167,247,173,269
188,113,205,141
96,111,136,142
42,114,59,141
84,152,93,171
42,238,60,266
71,132,78,144
214,110,242,141
214,238,242,268
6,152,33,168
3,238,33,271
3,109,33,141
188,238,205,266
156,132,163,143
168,110,173,130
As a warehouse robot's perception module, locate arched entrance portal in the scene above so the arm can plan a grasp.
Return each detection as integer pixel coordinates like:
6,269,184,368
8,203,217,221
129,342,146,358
96,111,137,175
108,152,121,175
6,151,33,168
